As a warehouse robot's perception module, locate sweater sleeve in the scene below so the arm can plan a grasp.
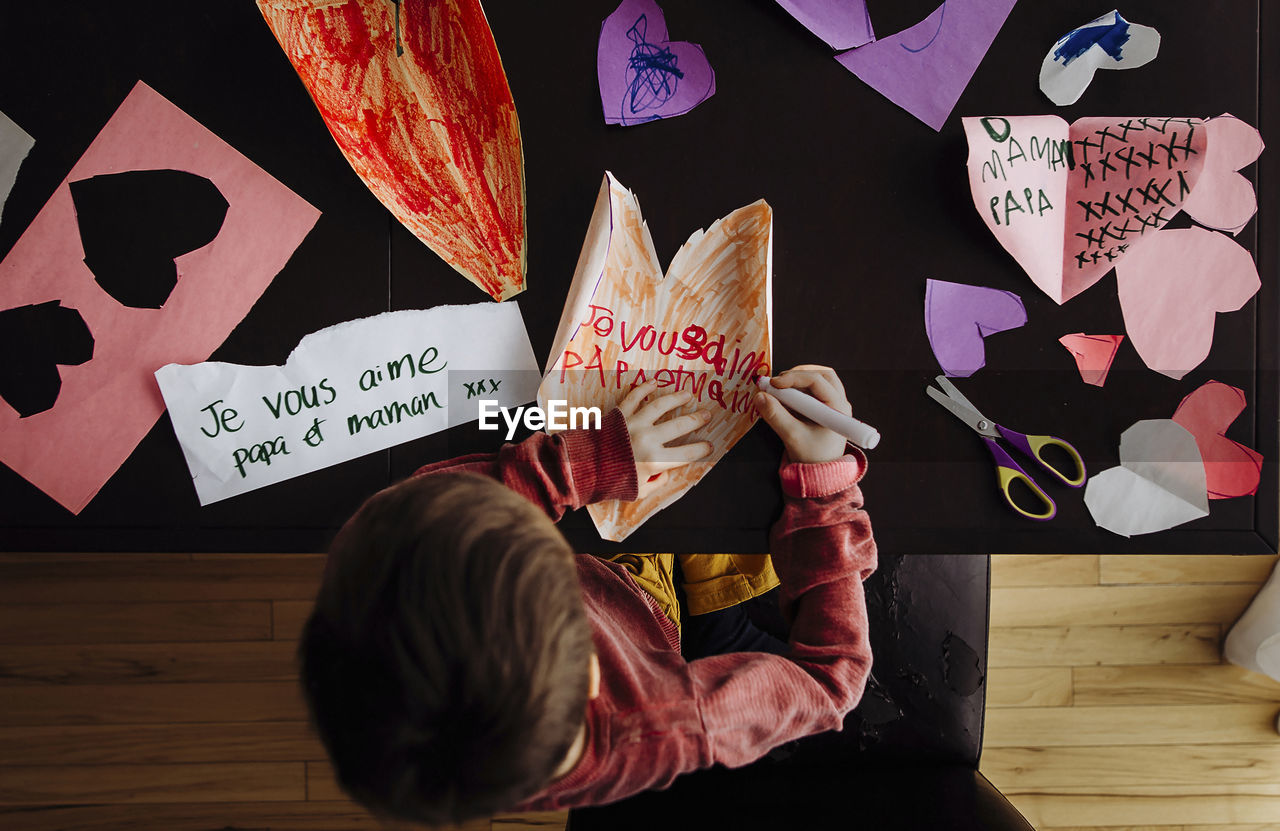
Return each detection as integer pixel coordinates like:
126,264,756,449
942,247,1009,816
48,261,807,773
690,450,876,767
412,408,640,521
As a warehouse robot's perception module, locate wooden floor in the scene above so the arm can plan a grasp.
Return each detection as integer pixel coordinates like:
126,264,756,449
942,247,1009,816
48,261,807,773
0,552,1276,830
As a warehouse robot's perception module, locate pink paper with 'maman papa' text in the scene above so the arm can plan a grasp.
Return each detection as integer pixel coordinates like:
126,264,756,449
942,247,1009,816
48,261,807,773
0,81,319,513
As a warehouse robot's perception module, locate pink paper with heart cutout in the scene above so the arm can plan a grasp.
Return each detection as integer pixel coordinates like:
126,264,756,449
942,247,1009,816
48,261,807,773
964,115,1209,304
1171,380,1263,499
1116,226,1259,380
1181,113,1265,235
540,173,771,542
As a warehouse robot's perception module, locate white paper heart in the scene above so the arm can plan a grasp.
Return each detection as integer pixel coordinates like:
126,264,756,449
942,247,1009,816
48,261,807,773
1083,419,1208,537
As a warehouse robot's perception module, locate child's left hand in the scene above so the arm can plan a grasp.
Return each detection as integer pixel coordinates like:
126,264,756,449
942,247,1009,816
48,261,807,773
616,381,713,498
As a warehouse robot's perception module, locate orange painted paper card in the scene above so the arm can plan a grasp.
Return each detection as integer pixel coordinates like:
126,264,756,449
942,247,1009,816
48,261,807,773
540,173,772,542
257,0,526,301
0,81,320,513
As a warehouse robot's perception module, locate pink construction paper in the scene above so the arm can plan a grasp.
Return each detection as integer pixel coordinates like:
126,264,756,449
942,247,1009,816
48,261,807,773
0,81,320,513
1115,226,1259,380
925,278,1026,377
1181,113,1265,235
598,0,715,126
776,0,875,50
964,115,1209,304
1058,333,1123,387
1171,380,1263,500
835,0,1017,131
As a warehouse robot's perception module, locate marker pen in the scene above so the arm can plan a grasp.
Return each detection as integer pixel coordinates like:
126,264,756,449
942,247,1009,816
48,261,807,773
756,376,881,450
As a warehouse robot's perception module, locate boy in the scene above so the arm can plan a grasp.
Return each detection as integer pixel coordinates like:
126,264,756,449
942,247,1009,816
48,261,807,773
298,366,875,824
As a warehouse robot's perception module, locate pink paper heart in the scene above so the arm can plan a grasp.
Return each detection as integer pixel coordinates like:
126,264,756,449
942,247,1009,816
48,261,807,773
1058,333,1123,387
1171,380,1263,499
1116,226,1259,379
1181,114,1265,235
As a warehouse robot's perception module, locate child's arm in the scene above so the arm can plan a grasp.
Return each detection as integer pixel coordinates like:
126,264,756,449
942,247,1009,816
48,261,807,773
690,366,876,766
413,382,710,522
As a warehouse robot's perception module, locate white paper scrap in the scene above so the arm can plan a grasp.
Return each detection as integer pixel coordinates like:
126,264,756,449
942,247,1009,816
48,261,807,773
156,303,540,505
1083,419,1209,537
1040,10,1160,106
0,108,34,223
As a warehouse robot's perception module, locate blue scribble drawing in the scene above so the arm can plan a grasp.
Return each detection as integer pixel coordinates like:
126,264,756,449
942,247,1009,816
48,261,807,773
1053,12,1132,66
901,1,947,54
623,14,684,122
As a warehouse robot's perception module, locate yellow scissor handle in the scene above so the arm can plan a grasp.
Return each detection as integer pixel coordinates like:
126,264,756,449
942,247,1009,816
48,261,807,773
996,465,1057,521
1024,434,1088,488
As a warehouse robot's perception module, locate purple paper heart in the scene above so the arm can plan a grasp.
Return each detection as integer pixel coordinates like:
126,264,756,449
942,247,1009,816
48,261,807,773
925,278,1026,377
598,0,716,126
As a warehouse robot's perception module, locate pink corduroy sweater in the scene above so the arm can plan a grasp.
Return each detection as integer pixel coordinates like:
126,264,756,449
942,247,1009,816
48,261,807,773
414,409,876,810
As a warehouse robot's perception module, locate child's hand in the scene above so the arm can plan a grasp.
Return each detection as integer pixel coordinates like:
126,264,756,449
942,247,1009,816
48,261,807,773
754,365,851,464
616,381,713,498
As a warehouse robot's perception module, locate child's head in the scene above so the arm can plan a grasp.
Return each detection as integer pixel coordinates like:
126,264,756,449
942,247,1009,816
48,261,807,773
299,472,596,824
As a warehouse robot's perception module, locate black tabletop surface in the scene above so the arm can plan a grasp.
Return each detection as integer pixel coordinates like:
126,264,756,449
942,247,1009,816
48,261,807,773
0,1,1274,554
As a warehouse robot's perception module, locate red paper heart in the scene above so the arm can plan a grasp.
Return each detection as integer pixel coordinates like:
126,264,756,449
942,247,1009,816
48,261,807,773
258,0,526,301
1171,380,1263,500
540,174,771,542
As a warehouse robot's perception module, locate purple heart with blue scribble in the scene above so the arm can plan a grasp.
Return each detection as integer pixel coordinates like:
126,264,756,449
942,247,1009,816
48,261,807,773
598,0,716,126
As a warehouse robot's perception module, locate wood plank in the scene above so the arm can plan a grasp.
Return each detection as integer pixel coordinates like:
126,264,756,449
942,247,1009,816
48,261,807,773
985,667,1072,707
1073,664,1280,706
1100,554,1277,585
982,743,1280,787
0,762,305,805
0,640,298,685
990,555,1099,587
0,721,324,765
306,760,345,802
0,553,325,604
984,704,1279,748
0,682,306,726
274,600,313,641
0,602,272,644
1003,784,1280,828
988,624,1221,668
0,801,421,831
990,585,1258,627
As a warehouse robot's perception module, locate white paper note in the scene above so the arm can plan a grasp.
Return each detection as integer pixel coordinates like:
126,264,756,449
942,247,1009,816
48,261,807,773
156,303,540,505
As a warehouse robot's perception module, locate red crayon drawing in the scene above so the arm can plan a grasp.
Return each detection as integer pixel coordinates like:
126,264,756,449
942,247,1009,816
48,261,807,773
257,0,526,301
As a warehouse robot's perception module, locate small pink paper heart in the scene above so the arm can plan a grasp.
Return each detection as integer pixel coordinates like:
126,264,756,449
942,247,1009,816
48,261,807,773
1058,333,1123,387
1181,114,1265,235
1171,380,1264,499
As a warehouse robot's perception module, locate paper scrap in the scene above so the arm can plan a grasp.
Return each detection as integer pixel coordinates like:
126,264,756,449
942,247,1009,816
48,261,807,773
0,108,34,224
775,0,874,50
540,173,771,542
0,81,319,514
257,0,526,301
924,279,1025,378
1171,380,1263,500
1181,113,1265,235
1115,226,1259,379
157,304,540,506
598,0,716,126
1058,333,1123,387
1039,10,1160,106
835,0,1017,131
964,114,1216,304
1084,419,1209,537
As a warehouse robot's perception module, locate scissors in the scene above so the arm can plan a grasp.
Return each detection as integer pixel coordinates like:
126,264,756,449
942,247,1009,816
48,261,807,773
926,376,1087,520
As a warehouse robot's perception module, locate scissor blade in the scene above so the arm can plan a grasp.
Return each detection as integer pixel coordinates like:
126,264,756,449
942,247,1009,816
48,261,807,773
927,384,986,433
934,375,985,418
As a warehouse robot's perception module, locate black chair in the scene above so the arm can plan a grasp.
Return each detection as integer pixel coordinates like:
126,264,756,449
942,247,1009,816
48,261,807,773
569,554,1035,830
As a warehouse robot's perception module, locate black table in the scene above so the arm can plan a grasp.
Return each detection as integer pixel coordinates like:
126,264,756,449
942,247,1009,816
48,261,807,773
0,1,1274,554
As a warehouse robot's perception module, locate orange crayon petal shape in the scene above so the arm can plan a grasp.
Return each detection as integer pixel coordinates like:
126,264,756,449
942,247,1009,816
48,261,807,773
257,0,526,301
1058,333,1123,386
1171,380,1263,500
540,173,772,542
